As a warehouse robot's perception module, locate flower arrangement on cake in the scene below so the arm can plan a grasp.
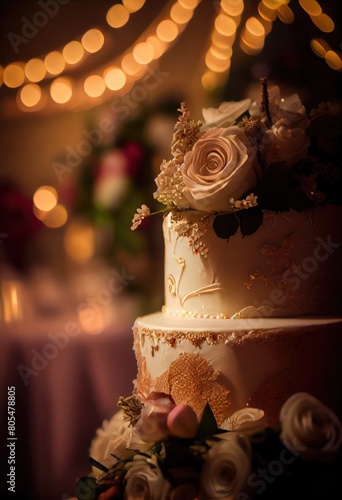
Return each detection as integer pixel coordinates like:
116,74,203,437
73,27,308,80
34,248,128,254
131,78,341,245
77,392,342,500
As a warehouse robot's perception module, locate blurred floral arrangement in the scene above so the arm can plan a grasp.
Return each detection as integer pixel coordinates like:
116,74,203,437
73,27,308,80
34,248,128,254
75,113,156,259
132,79,342,242
76,391,342,500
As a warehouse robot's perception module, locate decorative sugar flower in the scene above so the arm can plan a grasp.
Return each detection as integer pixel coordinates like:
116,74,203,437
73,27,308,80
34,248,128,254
220,407,265,434
153,158,189,208
89,411,133,476
201,98,251,130
132,394,175,443
131,204,150,230
130,79,341,233
199,433,251,499
180,126,259,212
124,455,171,500
167,403,199,438
280,392,342,461
263,119,310,167
249,84,310,130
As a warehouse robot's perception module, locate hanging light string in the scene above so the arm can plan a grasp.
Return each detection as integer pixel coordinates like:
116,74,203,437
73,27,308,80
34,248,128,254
0,0,340,114
201,0,244,92
8,0,202,112
1,0,147,90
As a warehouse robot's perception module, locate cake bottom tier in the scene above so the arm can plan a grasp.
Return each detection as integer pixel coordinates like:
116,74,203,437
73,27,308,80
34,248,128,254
133,313,342,425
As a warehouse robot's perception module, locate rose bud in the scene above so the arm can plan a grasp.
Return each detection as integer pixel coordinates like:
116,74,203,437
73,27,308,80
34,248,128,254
167,404,199,439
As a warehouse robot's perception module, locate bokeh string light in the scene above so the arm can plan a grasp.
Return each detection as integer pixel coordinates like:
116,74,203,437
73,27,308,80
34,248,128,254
0,0,340,113
32,185,68,229
2,0,200,111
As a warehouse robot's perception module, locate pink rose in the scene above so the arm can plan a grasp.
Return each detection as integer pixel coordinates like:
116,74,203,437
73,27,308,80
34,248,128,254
133,395,175,443
180,127,259,212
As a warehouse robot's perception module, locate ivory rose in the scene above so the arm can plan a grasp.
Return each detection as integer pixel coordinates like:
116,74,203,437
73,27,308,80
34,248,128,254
280,392,342,461
180,127,258,212
249,85,310,130
263,119,310,167
199,433,251,499
89,411,133,476
124,455,171,500
220,407,265,433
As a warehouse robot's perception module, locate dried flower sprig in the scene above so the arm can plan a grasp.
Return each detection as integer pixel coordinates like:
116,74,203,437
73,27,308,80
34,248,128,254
130,204,151,230
171,102,203,167
153,103,203,209
230,193,258,211
153,159,186,207
117,394,143,426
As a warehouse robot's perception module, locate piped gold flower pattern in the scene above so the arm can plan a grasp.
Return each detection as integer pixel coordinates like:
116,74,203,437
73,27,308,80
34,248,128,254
154,353,230,425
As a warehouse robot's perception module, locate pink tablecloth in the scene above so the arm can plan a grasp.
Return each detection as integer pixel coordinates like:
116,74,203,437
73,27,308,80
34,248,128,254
0,318,136,500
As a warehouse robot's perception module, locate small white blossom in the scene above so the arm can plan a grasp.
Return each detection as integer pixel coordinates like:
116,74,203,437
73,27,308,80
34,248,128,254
131,204,150,230
230,193,258,210
153,159,188,207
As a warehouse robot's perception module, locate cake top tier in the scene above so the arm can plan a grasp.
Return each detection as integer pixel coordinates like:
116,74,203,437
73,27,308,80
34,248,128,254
131,79,341,229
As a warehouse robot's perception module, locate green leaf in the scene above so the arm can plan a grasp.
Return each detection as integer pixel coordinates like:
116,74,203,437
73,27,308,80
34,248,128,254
88,456,109,473
197,403,222,437
213,213,240,240
76,476,97,500
238,207,263,237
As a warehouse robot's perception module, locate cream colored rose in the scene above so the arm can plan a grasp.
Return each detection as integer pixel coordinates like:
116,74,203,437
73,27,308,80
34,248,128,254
220,407,265,433
280,392,342,461
249,85,310,130
180,127,258,212
202,99,251,130
263,119,310,167
199,433,251,499
89,411,133,476
124,455,171,500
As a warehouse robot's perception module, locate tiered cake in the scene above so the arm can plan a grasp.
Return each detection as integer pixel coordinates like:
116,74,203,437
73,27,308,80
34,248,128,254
134,205,342,426
78,82,342,500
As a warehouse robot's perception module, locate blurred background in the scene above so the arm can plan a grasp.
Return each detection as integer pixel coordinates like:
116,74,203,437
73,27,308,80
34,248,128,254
0,0,341,498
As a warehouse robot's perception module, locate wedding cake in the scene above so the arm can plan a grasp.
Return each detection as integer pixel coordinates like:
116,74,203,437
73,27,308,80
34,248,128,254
76,81,342,500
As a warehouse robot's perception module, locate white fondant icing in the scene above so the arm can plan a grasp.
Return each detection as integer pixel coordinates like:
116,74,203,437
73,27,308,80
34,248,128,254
134,314,342,424
163,206,342,318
